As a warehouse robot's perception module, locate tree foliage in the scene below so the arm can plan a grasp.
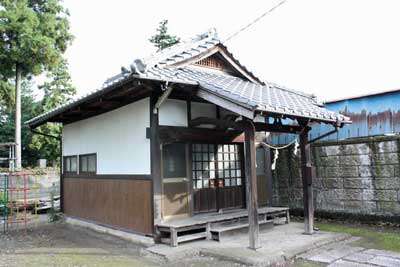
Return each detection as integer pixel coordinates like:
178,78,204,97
0,0,73,77
0,59,76,167
0,80,40,166
31,59,76,163
149,19,180,51
0,0,73,167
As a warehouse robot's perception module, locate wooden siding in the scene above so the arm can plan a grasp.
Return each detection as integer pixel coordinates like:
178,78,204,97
63,177,153,235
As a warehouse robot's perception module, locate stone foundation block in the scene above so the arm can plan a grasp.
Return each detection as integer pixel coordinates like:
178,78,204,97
344,178,373,189
377,141,399,153
375,178,400,190
340,143,371,155
320,145,341,156
377,201,400,215
371,165,395,178
359,165,372,177
361,190,377,201
376,190,398,202
323,178,343,189
373,153,400,165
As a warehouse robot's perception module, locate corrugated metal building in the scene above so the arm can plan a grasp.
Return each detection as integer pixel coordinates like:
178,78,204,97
272,88,400,144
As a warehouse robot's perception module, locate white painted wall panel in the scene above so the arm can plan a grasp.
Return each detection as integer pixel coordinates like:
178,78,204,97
62,98,150,174
159,99,187,127
254,114,266,123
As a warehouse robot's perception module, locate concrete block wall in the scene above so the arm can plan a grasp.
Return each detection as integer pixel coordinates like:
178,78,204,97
272,135,400,219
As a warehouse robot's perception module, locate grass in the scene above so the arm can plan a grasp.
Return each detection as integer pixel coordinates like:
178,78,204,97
317,222,400,252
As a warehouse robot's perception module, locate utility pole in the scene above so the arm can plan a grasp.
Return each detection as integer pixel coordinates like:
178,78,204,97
15,65,22,170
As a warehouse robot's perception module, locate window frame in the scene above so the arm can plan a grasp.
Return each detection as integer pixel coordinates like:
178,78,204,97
63,155,78,174
79,153,97,175
162,143,187,179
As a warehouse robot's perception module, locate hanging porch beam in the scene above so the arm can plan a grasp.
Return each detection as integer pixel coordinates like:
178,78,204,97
153,126,242,143
299,126,314,234
189,117,304,134
253,122,305,133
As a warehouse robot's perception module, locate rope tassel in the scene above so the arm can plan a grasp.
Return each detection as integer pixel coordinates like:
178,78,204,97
271,149,279,170
293,139,299,155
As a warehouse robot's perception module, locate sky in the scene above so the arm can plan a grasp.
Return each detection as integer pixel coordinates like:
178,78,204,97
61,0,400,102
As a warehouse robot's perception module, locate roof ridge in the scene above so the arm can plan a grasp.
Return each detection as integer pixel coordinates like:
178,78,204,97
143,29,219,68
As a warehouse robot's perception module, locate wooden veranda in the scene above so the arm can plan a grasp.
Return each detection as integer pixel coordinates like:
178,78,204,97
156,206,290,246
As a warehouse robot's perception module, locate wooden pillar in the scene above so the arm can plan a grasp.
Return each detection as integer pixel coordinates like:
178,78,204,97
300,128,314,234
150,95,162,228
243,120,260,249
59,137,64,213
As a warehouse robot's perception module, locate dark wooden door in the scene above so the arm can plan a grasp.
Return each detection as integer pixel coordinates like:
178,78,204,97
162,143,190,219
192,143,245,213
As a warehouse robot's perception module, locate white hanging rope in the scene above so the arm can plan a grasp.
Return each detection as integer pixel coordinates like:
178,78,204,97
257,137,297,150
271,149,279,170
256,133,302,170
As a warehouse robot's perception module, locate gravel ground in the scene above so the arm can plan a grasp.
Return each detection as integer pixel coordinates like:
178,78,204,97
0,222,245,267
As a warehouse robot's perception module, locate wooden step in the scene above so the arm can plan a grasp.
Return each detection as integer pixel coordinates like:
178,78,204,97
161,232,207,245
210,220,274,241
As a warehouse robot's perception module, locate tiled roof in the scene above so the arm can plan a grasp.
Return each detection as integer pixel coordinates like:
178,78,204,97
26,30,351,127
145,66,350,123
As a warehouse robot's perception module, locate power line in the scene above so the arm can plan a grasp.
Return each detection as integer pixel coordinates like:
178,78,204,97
222,0,287,44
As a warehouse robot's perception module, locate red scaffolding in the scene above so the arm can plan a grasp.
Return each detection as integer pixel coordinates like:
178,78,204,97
4,172,38,234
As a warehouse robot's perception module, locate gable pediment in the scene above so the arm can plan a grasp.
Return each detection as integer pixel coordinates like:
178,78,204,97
191,52,242,77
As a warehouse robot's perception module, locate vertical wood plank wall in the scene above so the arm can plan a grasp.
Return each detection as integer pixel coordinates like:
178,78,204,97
63,177,153,235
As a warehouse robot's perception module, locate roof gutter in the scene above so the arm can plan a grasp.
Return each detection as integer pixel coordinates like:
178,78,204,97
30,128,61,141
307,125,339,144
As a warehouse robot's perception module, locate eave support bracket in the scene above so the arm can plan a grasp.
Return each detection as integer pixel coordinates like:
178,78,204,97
153,85,173,114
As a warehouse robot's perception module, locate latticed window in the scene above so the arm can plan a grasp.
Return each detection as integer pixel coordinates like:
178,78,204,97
217,144,242,187
192,143,243,189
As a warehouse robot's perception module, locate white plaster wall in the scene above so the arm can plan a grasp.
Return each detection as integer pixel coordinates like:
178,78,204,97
62,98,150,174
159,99,188,127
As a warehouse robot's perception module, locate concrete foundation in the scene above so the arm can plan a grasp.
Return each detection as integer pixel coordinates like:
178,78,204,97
65,217,155,247
147,222,351,266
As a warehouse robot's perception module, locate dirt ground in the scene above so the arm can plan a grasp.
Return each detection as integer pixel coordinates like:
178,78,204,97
0,222,245,267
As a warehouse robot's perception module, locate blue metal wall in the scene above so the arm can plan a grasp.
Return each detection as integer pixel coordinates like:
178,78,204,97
271,90,400,144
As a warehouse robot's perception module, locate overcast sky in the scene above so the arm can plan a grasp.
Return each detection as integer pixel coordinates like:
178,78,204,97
62,0,400,102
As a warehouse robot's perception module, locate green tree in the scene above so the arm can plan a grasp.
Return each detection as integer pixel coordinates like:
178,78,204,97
0,0,73,169
149,20,180,51
0,80,40,167
30,59,76,164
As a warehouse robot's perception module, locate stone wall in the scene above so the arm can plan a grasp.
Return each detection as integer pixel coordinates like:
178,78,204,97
272,135,400,220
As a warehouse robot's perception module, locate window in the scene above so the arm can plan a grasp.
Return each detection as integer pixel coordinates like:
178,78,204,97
192,143,243,189
162,143,186,178
79,154,97,174
63,156,77,173
256,147,266,175
216,144,242,187
192,144,216,189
